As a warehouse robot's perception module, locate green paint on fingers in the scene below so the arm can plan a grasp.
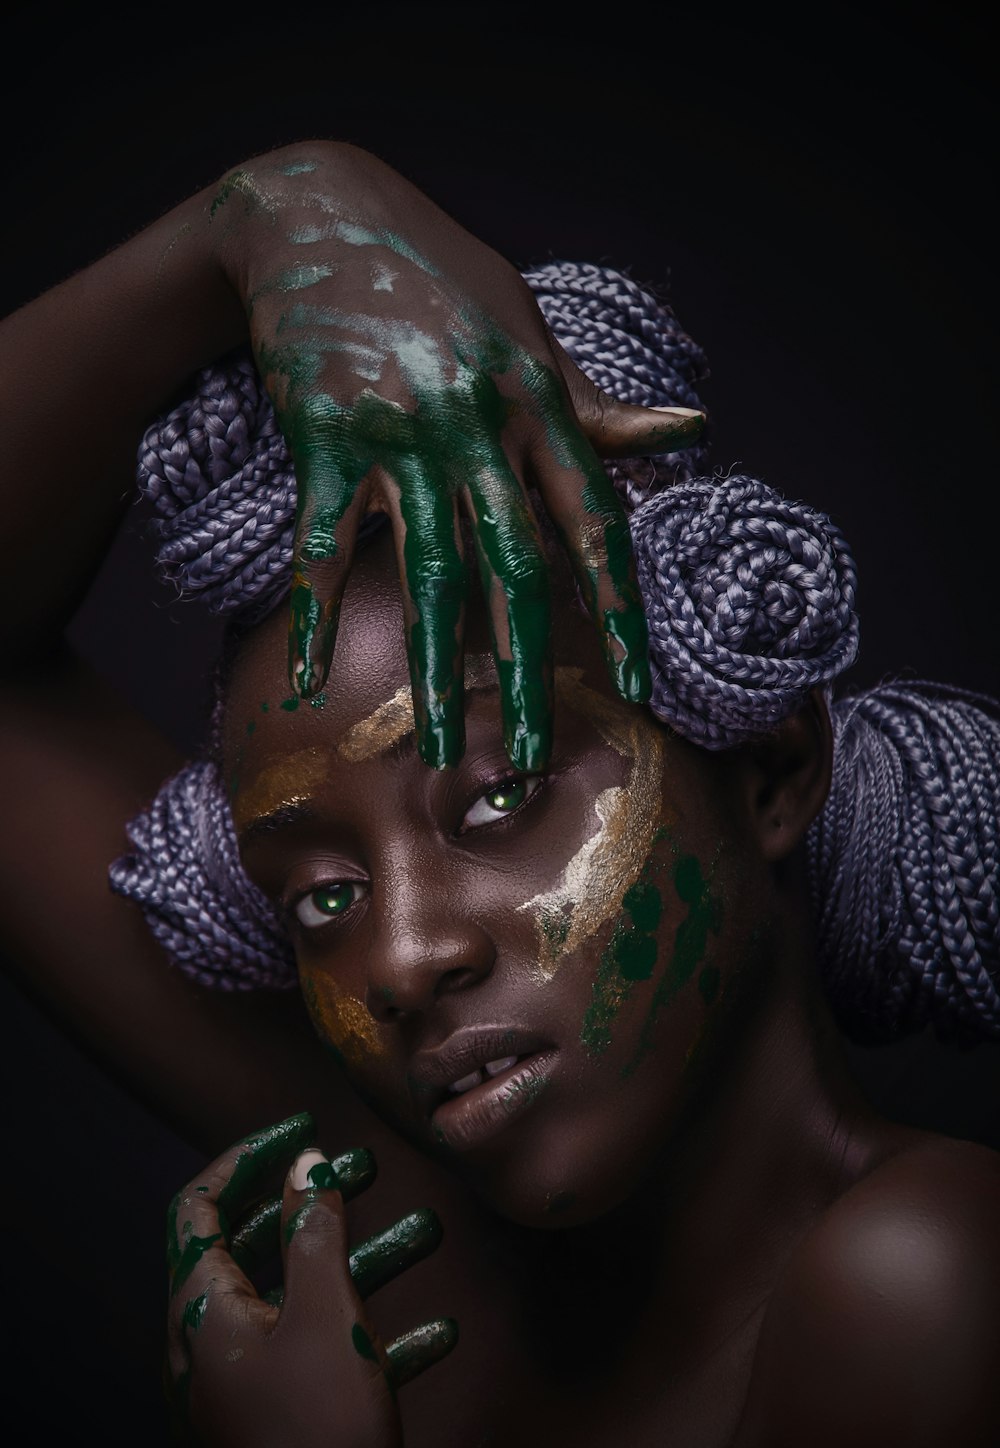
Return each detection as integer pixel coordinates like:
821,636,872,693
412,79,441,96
352,1322,379,1363
181,1290,210,1335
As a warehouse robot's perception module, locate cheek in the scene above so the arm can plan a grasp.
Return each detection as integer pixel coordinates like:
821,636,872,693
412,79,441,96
299,965,388,1072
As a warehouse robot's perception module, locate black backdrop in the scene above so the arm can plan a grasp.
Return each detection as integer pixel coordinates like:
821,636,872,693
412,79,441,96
1,4,997,1439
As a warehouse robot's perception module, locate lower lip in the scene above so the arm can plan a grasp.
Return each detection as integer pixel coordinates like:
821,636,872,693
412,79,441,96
430,1050,559,1152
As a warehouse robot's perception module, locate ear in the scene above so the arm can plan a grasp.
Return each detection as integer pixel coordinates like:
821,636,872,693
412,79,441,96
742,689,833,862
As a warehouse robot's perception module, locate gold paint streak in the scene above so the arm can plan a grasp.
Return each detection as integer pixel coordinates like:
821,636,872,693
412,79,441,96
518,668,669,980
232,747,329,835
306,972,384,1065
338,653,497,762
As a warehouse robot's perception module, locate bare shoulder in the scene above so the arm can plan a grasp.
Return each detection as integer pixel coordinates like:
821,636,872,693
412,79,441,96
734,1133,1000,1448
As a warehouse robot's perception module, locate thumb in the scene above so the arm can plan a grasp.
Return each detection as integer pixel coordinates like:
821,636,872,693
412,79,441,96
279,1148,364,1341
549,334,706,459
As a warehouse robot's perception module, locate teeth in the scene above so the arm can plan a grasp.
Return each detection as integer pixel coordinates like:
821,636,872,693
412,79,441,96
449,1069,484,1095
484,1056,518,1077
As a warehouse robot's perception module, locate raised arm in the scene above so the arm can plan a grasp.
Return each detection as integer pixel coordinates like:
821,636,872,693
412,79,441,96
0,140,701,1148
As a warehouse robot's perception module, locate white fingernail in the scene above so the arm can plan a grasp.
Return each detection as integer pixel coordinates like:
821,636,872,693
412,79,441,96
650,405,704,417
289,1148,328,1191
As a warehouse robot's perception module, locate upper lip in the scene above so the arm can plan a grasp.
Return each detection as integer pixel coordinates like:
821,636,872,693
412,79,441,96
407,1025,552,1109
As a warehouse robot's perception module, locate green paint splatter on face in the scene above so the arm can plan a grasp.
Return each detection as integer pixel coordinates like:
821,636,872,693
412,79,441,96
352,1322,379,1362
698,964,721,1005
581,851,670,1056
621,854,723,1078
280,695,300,712
246,720,256,736
261,701,269,712
309,691,327,709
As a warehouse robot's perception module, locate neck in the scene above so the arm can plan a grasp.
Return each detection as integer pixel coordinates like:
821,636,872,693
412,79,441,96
507,890,894,1377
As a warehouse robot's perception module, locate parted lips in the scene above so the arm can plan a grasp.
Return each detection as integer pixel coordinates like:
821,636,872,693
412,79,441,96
631,475,860,749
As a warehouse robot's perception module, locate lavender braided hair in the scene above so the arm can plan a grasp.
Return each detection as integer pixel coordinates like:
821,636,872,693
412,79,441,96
110,262,1000,1042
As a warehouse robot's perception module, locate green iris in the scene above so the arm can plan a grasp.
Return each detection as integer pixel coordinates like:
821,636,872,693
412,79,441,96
488,780,526,813
311,884,356,916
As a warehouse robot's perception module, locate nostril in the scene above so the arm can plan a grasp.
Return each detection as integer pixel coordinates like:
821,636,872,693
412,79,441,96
435,965,485,998
367,982,404,1022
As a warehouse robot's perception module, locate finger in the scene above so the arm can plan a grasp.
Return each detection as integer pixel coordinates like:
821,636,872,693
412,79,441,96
528,425,650,705
381,455,468,768
549,334,706,457
286,395,374,698
231,1145,377,1274
386,1318,459,1389
462,440,553,773
348,1207,443,1301
277,1148,367,1343
167,1111,314,1295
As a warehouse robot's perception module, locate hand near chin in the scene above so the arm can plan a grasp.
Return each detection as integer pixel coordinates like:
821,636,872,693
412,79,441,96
207,140,704,771
165,1112,455,1447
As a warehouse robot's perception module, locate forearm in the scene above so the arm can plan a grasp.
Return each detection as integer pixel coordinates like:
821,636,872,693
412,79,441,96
0,176,246,660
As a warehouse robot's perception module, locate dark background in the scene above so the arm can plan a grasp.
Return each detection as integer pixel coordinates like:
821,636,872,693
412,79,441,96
1,3,997,1439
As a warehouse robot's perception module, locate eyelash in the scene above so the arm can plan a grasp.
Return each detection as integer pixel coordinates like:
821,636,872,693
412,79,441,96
288,773,543,931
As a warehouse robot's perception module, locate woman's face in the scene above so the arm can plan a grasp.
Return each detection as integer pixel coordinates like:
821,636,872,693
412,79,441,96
225,534,772,1227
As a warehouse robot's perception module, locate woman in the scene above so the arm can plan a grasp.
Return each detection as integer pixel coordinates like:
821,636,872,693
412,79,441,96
2,141,998,1446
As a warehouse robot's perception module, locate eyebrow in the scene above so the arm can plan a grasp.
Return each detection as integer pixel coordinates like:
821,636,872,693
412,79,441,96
237,800,322,849
235,654,502,845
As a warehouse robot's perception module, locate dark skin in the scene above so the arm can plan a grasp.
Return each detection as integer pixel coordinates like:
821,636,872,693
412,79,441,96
167,532,1000,1446
1,143,998,1446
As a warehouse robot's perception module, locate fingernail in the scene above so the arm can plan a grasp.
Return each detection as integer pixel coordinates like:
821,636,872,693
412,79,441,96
650,405,703,417
289,1148,338,1192
619,653,652,704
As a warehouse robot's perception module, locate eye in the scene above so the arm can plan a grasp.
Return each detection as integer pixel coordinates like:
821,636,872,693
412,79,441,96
461,776,541,831
294,882,364,929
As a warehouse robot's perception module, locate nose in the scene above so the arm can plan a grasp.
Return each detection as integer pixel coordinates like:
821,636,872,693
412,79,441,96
364,868,497,1022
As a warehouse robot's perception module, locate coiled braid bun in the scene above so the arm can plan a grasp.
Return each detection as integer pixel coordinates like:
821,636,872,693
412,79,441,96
111,261,1000,1041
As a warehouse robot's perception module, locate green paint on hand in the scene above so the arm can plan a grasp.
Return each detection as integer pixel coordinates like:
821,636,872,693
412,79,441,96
170,1231,222,1297
352,1322,379,1363
181,1289,210,1335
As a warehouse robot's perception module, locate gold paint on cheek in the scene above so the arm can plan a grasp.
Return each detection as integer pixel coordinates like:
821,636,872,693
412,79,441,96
517,667,669,979
305,971,384,1066
338,653,497,762
232,747,329,835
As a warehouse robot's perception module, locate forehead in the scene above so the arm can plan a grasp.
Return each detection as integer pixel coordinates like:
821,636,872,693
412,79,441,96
220,527,609,782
